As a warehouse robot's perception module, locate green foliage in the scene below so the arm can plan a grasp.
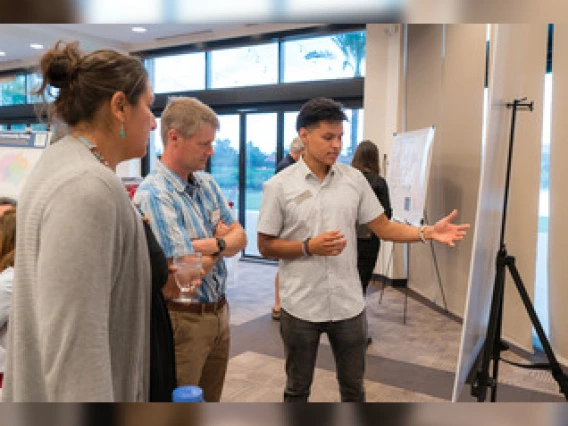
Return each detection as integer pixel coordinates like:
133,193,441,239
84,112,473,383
214,139,238,166
246,141,267,168
331,31,366,77
211,139,275,192
303,30,366,78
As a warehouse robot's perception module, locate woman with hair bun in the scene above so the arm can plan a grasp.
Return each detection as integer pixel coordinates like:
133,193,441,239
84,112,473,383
2,41,159,402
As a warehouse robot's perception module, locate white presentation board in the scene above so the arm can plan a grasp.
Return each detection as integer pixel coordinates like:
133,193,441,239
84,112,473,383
452,25,522,401
0,130,51,199
386,126,435,226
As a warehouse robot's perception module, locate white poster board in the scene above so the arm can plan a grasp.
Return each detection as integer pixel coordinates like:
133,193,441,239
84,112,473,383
386,126,435,226
452,25,530,401
0,131,51,199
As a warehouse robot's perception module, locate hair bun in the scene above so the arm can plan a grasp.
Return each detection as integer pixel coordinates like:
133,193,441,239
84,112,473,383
41,41,82,90
45,56,75,89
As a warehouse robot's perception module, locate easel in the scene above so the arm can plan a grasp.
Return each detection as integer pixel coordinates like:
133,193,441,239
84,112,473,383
470,98,568,402
378,211,448,324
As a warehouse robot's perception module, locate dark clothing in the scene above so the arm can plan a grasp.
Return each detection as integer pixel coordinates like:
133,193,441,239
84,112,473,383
357,172,392,294
142,220,177,402
276,153,297,173
280,309,367,402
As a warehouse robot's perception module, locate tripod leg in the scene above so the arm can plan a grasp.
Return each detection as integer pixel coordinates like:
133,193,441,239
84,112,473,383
490,275,506,402
506,257,568,400
403,285,408,325
474,252,507,402
429,239,448,311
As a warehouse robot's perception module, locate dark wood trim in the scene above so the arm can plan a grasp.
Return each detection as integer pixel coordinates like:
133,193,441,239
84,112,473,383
151,78,364,115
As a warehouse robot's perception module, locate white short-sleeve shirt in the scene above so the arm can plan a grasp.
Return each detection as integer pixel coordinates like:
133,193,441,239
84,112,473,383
257,156,384,322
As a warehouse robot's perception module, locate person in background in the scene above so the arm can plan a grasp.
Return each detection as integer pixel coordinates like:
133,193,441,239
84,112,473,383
351,140,393,345
3,40,156,402
0,198,16,216
257,97,469,402
272,137,305,321
0,206,16,393
134,96,247,403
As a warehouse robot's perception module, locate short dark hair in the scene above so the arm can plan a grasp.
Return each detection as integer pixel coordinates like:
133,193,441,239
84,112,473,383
296,97,348,132
0,197,17,207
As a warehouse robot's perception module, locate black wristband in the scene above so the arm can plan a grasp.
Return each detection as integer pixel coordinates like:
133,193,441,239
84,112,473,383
302,238,312,256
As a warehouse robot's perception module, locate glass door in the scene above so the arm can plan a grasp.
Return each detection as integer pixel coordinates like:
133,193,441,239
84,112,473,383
210,114,241,218
243,112,277,256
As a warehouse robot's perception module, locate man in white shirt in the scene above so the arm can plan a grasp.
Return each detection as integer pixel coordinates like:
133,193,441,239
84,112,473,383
257,97,469,402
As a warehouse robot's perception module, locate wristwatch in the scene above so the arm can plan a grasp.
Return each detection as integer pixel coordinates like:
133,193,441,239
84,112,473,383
214,237,226,255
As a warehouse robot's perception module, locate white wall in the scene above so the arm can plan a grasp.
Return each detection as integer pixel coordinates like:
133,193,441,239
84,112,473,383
363,23,404,280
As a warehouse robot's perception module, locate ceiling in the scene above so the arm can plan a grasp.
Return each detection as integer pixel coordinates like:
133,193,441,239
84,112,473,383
0,23,248,71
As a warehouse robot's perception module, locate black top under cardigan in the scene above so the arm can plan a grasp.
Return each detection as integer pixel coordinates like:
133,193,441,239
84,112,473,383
142,220,177,402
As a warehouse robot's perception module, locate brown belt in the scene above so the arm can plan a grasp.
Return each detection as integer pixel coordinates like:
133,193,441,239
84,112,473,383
167,296,227,314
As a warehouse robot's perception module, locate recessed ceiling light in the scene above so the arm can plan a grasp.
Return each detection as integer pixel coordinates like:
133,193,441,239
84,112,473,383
30,43,44,50
132,27,147,33
0,51,6,56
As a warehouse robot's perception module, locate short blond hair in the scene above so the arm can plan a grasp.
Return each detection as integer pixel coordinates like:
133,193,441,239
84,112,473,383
161,97,219,144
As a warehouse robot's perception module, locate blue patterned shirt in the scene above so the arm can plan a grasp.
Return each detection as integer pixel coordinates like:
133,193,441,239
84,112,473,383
134,160,235,303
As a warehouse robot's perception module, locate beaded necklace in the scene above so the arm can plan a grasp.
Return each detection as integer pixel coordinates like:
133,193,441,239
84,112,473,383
76,135,110,168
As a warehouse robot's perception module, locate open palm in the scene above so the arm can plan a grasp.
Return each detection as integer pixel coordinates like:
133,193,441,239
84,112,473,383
431,209,470,247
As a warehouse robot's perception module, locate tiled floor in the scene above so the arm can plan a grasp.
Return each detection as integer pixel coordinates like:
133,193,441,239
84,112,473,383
222,258,565,402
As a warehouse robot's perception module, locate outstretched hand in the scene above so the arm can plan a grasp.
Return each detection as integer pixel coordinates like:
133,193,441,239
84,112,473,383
431,209,470,247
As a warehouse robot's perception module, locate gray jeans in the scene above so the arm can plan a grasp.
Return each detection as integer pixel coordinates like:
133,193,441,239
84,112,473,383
280,309,367,402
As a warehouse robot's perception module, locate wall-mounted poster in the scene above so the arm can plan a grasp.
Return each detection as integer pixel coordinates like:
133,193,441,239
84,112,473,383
0,131,51,199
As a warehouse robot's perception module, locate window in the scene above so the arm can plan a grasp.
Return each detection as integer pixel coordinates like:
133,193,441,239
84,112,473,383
0,73,26,106
534,71,552,345
283,111,299,157
147,53,206,94
283,30,366,83
210,115,240,211
244,113,277,256
30,123,48,131
26,72,57,103
340,108,364,165
147,118,162,172
9,124,27,131
210,43,278,88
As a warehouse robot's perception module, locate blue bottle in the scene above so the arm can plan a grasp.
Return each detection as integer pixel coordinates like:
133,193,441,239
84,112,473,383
172,385,204,402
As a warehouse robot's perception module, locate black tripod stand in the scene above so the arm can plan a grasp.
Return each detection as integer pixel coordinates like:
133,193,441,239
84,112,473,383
470,98,568,402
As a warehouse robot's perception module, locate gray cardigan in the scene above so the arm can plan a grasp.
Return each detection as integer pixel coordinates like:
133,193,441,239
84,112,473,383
2,136,151,402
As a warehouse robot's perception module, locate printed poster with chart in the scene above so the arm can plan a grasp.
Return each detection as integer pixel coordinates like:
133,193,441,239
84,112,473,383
386,126,435,226
0,131,51,199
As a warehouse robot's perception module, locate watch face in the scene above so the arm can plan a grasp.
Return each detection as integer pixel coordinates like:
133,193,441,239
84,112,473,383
217,237,226,252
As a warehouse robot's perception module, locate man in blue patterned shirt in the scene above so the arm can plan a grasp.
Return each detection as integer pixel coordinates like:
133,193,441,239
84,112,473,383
134,97,247,402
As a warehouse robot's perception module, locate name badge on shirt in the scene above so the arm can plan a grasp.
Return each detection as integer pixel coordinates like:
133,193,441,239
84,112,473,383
210,208,221,223
294,190,312,205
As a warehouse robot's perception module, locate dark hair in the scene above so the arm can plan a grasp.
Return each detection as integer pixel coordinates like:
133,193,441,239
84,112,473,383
0,197,17,207
296,97,348,132
35,40,149,127
0,207,16,270
351,140,380,175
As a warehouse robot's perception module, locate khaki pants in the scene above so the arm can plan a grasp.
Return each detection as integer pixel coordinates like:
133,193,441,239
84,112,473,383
168,303,230,402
